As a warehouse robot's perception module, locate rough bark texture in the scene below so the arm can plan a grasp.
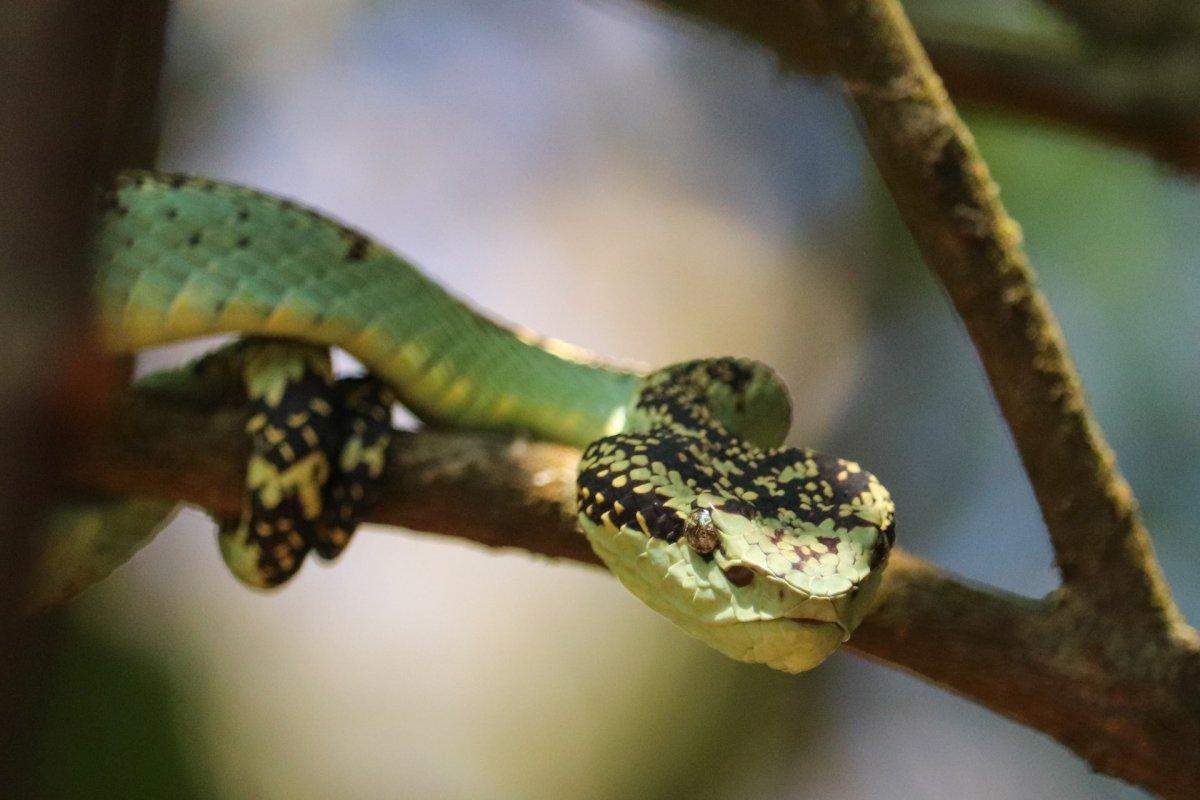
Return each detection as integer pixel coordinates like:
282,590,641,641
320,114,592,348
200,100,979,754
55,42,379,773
812,0,1200,794
68,375,1200,796
816,0,1178,623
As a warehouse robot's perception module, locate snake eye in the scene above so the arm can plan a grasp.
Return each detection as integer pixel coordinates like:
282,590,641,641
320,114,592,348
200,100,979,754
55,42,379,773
683,508,719,554
722,565,755,587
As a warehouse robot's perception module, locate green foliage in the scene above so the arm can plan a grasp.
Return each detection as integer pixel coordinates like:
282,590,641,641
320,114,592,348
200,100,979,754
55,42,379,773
29,617,218,800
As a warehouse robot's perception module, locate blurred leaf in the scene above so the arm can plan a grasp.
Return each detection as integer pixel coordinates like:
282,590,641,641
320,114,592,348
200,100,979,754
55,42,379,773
29,615,220,800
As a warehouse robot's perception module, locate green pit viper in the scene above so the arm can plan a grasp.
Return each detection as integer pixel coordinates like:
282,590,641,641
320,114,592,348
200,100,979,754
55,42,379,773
72,170,895,673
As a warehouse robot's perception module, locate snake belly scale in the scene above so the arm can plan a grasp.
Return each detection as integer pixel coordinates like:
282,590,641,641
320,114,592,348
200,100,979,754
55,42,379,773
89,170,895,672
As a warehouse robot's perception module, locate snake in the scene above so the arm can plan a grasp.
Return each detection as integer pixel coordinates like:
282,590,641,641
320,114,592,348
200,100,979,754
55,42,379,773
78,170,895,673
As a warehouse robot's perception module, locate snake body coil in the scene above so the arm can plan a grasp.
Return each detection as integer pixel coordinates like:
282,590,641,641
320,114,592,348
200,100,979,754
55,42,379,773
89,171,894,672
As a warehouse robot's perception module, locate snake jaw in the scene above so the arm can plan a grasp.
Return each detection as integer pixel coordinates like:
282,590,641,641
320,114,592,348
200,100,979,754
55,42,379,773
783,573,885,639
580,506,888,673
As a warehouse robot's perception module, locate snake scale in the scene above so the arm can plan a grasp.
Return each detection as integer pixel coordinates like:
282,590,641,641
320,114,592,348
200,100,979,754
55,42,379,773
85,170,895,672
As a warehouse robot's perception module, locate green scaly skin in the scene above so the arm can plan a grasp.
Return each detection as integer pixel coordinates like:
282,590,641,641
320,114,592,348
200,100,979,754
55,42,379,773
96,172,639,446
85,170,895,672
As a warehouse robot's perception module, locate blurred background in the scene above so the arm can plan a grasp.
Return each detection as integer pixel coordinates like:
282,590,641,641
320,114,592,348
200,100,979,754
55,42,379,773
28,0,1200,798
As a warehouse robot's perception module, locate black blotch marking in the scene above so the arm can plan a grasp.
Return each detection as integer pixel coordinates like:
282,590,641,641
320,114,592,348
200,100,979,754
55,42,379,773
576,357,888,570
240,365,339,584
236,236,251,249
723,565,755,587
168,174,187,189
165,207,178,220
236,209,250,222
704,358,754,396
643,503,684,541
236,360,390,585
345,235,369,262
717,497,755,518
187,232,202,247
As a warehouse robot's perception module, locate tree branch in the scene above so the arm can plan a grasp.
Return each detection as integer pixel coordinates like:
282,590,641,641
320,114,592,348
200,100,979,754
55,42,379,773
48,389,1072,654
924,34,1200,174
70,388,597,567
65,383,1200,796
637,0,1200,174
807,0,1198,792
813,0,1181,628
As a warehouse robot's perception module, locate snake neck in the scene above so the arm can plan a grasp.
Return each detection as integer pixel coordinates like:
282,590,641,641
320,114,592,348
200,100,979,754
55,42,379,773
578,358,796,538
623,358,792,448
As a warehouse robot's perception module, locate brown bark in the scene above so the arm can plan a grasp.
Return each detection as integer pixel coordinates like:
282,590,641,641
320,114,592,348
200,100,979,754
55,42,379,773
815,0,1178,625
0,1,168,791
812,0,1199,794
67,377,1200,796
642,0,1200,174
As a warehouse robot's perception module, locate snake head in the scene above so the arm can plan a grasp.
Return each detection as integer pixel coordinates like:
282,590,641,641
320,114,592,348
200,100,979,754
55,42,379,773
579,437,894,674
579,357,894,674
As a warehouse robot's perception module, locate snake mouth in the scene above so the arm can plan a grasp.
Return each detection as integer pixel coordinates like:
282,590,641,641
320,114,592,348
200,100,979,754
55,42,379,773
783,584,879,641
785,614,852,641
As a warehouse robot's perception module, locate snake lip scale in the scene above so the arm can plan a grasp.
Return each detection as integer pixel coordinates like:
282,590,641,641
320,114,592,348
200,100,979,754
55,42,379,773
85,170,896,673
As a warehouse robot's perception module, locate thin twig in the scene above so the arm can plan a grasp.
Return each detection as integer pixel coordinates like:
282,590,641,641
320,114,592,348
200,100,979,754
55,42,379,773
925,35,1200,174
636,0,1200,174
